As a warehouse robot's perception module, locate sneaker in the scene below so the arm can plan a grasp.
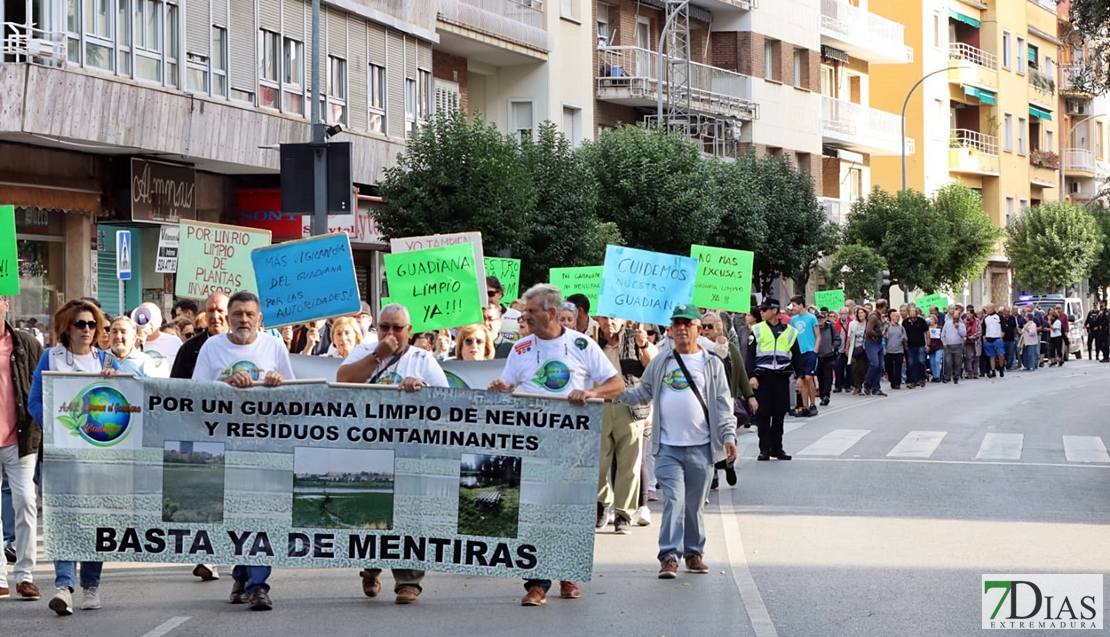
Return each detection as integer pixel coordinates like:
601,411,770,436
658,557,678,579
633,506,652,526
684,554,710,574
772,452,792,461
17,581,41,600
724,462,737,486
559,581,580,599
192,564,219,581
4,546,14,563
229,580,248,604
79,587,100,610
359,570,382,598
872,390,888,397
788,408,801,417
247,588,272,611
521,586,546,606
49,587,73,616
395,585,420,605
647,490,658,502
820,397,830,406
595,503,611,529
803,405,818,417
613,516,632,535
999,367,1004,378
757,454,770,461
710,475,719,491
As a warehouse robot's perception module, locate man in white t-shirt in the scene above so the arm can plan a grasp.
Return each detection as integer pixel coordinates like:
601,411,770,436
106,316,164,377
192,291,293,612
336,302,448,605
981,303,1005,379
489,284,624,608
135,303,182,372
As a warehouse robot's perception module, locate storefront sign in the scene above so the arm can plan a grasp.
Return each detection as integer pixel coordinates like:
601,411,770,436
155,225,179,273
0,205,18,295
598,246,697,326
15,207,64,235
175,220,271,299
251,233,361,326
690,245,754,313
384,242,484,332
236,189,386,245
42,374,602,580
131,159,196,224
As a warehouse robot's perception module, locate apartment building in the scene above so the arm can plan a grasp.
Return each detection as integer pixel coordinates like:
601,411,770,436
871,0,1061,307
1057,0,1110,207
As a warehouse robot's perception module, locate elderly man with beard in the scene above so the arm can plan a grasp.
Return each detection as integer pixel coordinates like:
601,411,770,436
105,316,163,377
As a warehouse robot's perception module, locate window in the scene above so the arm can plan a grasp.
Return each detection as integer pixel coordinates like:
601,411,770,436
325,56,347,124
1098,122,1104,160
1028,44,1039,69
1002,31,1011,70
368,63,386,134
417,69,433,123
635,17,650,51
820,65,834,97
764,41,778,81
596,2,609,46
560,0,580,22
793,49,803,87
283,37,304,114
258,29,280,107
132,0,176,83
1045,56,1054,80
435,80,461,115
1004,113,1013,152
562,105,582,145
1005,197,1014,226
933,12,940,49
1046,129,1054,154
1019,199,1028,216
186,53,208,92
404,77,417,136
1017,37,1026,74
85,0,114,70
212,26,228,96
510,100,534,142
1018,116,1027,154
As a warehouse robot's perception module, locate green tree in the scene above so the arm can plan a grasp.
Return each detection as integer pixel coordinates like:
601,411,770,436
1063,0,1110,94
374,110,537,256
931,183,1002,290
710,154,768,255
1086,207,1110,302
584,124,720,255
516,122,621,288
1006,202,1102,293
825,244,887,300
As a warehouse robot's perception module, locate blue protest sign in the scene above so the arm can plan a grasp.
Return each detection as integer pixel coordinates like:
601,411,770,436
596,245,698,325
250,232,361,327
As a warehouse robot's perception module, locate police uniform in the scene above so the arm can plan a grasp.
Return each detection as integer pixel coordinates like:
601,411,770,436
747,299,802,460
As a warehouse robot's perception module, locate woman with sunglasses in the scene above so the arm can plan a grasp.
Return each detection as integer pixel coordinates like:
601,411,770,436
27,298,117,615
454,324,495,361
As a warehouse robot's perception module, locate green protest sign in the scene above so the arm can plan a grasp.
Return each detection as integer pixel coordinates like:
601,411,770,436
690,245,754,313
384,242,484,332
380,296,392,309
550,266,603,312
0,205,18,295
914,293,950,313
814,289,845,311
484,257,521,301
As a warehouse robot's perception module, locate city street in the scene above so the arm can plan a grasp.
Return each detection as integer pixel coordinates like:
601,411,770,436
4,359,1109,637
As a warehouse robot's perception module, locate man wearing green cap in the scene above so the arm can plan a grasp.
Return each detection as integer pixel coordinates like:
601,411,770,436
748,298,802,461
617,304,738,579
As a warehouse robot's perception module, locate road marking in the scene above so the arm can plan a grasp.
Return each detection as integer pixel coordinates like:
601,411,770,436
975,433,1024,460
792,456,1110,470
887,431,947,458
140,616,191,637
1063,436,1110,463
797,429,870,456
720,473,779,637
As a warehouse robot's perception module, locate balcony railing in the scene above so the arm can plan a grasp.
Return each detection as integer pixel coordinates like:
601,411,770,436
437,0,553,52
597,46,758,120
1064,148,1096,173
821,198,853,225
2,22,66,65
951,129,999,156
1028,67,1056,95
949,42,997,72
820,96,912,155
820,0,913,64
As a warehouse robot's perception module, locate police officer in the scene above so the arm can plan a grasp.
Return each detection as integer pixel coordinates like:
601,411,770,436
747,298,802,461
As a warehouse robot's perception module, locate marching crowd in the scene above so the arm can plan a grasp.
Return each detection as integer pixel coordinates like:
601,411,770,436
1,281,1106,617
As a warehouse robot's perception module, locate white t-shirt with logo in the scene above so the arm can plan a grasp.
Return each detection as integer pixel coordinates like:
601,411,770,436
192,333,296,382
983,313,1003,339
341,344,449,387
657,351,711,447
499,328,618,398
111,350,166,378
47,345,103,373
144,331,183,371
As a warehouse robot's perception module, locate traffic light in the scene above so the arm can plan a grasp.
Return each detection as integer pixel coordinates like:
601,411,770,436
880,270,891,286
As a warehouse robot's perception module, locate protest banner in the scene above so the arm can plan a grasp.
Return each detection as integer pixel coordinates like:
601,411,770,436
176,220,271,299
42,373,603,581
484,257,521,302
549,266,603,312
0,205,17,295
251,233,361,327
390,232,486,309
814,289,846,312
597,246,697,326
690,245,754,313
914,293,950,313
291,355,503,391
384,243,484,332
154,225,180,274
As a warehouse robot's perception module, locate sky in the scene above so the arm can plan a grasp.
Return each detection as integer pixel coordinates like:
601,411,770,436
294,447,395,475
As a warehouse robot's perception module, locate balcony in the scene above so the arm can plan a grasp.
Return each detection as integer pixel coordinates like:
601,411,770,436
1029,0,1057,13
948,43,998,91
1064,148,1096,176
1029,151,1059,187
821,198,853,225
820,96,913,156
948,129,1000,176
437,0,553,55
819,0,913,65
596,46,758,121
1059,63,1096,96
1028,67,1056,98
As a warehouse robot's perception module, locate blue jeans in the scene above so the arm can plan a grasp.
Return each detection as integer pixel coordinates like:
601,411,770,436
232,565,271,594
863,341,884,393
1004,340,1017,370
55,561,103,590
906,346,926,385
930,349,943,379
655,443,713,563
2,471,13,546
1023,342,1039,371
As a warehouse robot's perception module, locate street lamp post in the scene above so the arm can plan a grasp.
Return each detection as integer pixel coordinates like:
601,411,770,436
901,66,960,191
1060,113,1107,199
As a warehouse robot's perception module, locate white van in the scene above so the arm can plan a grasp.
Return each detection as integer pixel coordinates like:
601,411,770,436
1019,295,1086,358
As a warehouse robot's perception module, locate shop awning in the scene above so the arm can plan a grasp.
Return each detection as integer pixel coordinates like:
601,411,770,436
948,9,981,28
963,86,997,105
0,184,102,213
1029,106,1053,120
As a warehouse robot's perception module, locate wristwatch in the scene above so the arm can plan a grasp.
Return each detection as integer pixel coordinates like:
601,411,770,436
371,352,383,365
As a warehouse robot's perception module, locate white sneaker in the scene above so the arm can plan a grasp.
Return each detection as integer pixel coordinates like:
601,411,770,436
80,587,101,610
193,564,220,581
634,506,652,526
49,587,73,615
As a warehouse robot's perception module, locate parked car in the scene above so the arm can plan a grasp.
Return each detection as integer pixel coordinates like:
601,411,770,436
1019,295,1085,358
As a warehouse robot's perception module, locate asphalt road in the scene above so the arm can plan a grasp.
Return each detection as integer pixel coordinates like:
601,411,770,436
3,359,1108,637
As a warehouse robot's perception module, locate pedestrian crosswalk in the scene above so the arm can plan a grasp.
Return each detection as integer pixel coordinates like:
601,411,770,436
789,429,1110,464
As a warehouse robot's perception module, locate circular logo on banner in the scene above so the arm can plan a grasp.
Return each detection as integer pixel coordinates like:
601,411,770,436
444,371,469,389
531,360,571,392
57,383,135,447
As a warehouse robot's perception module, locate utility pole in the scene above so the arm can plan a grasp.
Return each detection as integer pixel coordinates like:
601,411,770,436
309,0,328,237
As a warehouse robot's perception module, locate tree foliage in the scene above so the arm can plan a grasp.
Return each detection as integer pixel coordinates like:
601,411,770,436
1065,0,1110,94
1086,207,1110,301
825,243,887,300
930,182,1002,288
1006,202,1102,293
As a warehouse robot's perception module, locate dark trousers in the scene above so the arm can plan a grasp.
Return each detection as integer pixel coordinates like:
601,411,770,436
905,346,926,385
755,373,791,455
1098,332,1109,360
817,355,834,398
1087,331,1095,358
863,341,884,393
834,353,849,390
884,353,904,388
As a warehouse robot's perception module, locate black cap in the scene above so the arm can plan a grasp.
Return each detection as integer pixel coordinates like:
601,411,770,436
758,298,781,311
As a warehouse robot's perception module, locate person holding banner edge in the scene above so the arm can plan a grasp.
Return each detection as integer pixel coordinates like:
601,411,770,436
488,283,624,607
336,302,448,605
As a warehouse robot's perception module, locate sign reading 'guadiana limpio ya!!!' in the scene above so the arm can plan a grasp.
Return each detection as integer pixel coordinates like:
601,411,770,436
384,242,484,332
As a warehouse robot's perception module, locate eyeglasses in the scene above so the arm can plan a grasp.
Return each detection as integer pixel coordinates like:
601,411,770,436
72,320,98,331
464,338,485,346
378,323,409,332
646,330,657,336
672,318,700,327
487,290,500,297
